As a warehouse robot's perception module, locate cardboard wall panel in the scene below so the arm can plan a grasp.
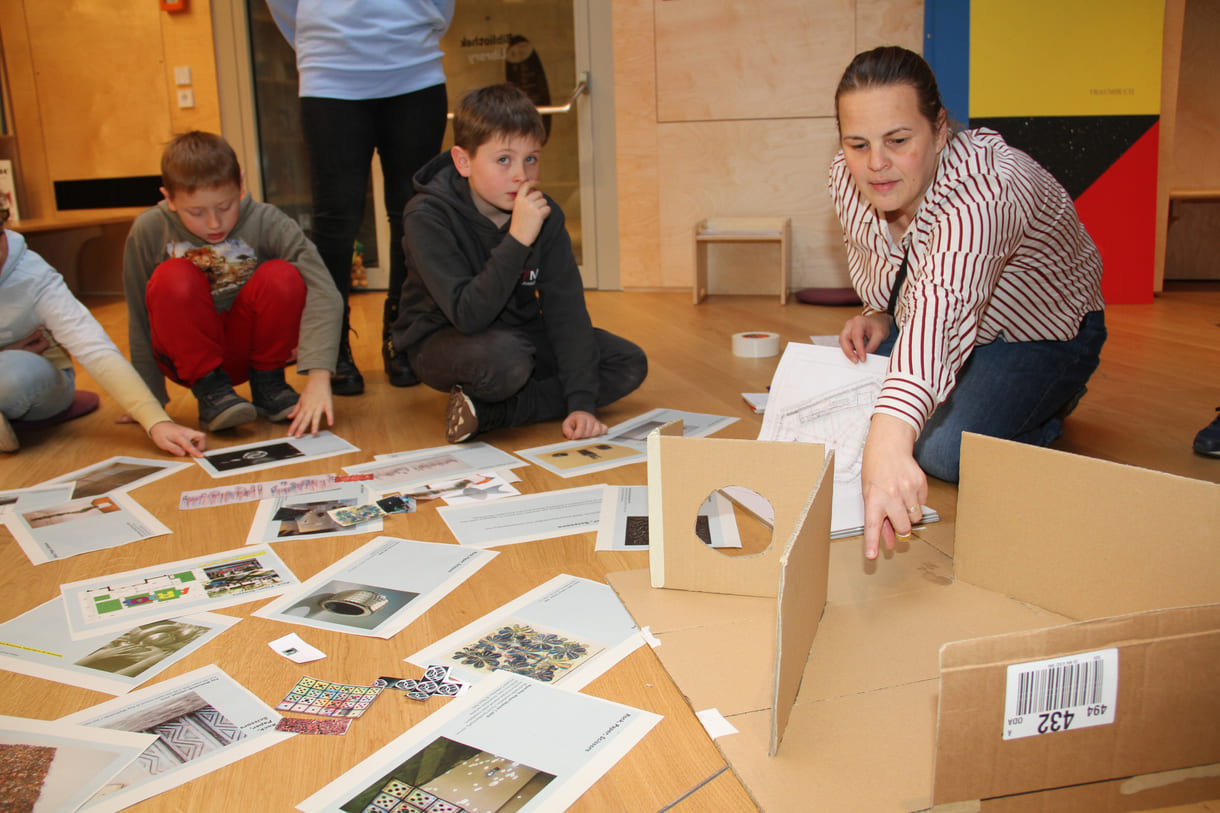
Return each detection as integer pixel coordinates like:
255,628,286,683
647,429,828,598
955,433,1220,621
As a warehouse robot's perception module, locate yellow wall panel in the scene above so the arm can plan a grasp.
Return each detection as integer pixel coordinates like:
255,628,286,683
971,0,1163,117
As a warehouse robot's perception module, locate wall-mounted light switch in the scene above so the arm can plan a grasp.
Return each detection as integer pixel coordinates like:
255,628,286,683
177,89,196,109
174,66,192,86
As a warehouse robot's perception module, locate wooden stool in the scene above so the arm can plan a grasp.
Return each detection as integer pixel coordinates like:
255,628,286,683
694,217,791,304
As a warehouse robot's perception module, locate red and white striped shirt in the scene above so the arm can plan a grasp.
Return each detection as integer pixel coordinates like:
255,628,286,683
828,128,1105,434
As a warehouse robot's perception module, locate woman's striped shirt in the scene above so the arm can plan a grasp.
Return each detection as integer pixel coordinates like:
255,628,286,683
828,128,1105,434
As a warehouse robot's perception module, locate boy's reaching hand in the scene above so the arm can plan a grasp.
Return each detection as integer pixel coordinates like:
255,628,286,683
287,369,334,437
149,421,207,457
562,410,608,441
508,181,550,247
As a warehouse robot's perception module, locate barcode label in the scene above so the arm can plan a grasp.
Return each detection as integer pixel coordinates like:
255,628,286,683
1002,648,1118,740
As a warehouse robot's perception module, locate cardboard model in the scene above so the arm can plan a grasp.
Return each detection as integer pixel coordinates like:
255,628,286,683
646,419,832,598
610,432,1220,811
644,420,834,755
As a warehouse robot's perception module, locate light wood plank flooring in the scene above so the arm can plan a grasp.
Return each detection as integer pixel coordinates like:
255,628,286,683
1,283,1217,812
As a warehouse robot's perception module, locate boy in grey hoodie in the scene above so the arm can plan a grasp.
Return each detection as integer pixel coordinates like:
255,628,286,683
393,84,647,443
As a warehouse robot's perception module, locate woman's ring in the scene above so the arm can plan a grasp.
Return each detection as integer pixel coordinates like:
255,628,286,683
907,505,919,513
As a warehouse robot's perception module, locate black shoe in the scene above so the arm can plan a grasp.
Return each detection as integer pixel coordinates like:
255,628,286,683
381,299,418,387
249,367,299,422
1193,408,1220,457
191,369,257,432
383,341,419,388
444,386,511,443
332,336,364,396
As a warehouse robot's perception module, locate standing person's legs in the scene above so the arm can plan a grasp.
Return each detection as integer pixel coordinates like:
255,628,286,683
372,84,448,386
877,311,1106,482
300,96,377,395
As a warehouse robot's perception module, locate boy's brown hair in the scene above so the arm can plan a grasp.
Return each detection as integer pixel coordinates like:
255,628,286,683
161,131,242,196
452,84,547,154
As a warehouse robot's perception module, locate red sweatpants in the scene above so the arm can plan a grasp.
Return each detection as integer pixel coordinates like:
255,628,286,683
146,258,306,387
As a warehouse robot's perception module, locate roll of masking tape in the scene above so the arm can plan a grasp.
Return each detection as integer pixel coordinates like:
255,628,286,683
732,331,780,358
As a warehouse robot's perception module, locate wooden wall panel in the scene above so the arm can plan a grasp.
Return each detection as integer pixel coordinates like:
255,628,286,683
2,0,221,219
1165,200,1220,280
654,0,854,122
1160,0,1220,282
857,0,925,53
612,0,925,291
1169,0,1220,191
612,0,662,287
657,118,849,291
25,2,171,180
161,0,223,137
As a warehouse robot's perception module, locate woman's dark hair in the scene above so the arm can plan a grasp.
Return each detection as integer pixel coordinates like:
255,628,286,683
834,46,946,132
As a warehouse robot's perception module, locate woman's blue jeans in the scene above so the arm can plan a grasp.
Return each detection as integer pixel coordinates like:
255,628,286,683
875,310,1106,482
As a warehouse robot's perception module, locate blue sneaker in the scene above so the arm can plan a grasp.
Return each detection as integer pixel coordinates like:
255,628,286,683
1194,408,1220,458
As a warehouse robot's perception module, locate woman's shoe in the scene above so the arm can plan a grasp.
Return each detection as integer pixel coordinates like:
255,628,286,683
331,336,364,396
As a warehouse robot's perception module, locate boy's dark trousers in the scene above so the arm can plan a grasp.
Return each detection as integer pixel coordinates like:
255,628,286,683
407,324,647,426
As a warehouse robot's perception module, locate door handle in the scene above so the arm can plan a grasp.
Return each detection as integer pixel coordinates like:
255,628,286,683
447,72,589,119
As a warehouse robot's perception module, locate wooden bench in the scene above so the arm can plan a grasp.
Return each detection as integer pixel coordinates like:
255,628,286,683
9,207,145,292
694,217,791,304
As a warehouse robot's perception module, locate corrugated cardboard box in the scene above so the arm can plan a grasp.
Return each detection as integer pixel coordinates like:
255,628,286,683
607,432,1220,811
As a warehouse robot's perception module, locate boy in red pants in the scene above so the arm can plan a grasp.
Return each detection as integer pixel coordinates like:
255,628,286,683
123,131,343,435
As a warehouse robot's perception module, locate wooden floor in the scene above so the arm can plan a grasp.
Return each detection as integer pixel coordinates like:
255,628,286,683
2,283,1218,812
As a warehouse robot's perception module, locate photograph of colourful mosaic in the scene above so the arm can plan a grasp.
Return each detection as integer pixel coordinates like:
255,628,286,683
447,620,602,684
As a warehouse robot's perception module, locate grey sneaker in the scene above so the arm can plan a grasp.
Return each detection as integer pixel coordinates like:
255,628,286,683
249,367,299,423
0,412,18,453
445,386,479,443
191,369,257,432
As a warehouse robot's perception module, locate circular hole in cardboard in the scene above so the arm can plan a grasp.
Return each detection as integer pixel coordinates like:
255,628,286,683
697,486,774,558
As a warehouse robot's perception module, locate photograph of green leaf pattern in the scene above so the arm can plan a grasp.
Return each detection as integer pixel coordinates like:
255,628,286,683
448,619,603,684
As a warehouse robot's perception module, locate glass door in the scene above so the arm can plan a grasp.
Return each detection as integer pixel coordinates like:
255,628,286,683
211,0,613,289
440,1,587,277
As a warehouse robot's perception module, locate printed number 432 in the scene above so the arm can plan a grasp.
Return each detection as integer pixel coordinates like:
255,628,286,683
1037,710,1074,734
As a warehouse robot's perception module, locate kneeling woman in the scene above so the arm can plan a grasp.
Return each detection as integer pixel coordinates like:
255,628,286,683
830,46,1106,559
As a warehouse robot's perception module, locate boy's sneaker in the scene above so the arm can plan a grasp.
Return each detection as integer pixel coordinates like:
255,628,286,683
191,369,257,432
249,368,299,423
445,386,511,443
1193,408,1220,457
0,412,18,453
